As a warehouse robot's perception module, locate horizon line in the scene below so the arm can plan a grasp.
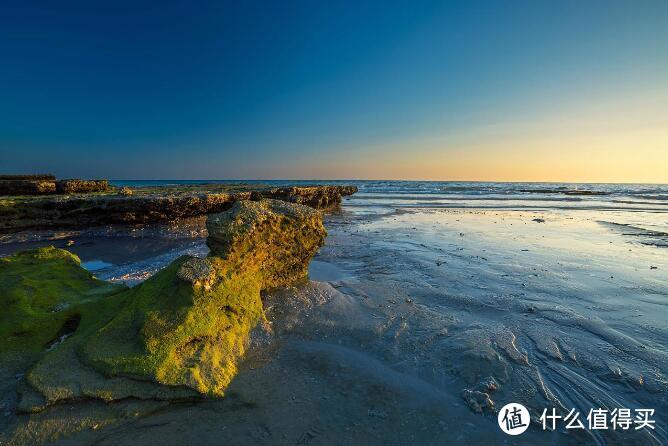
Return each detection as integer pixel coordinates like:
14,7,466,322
105,178,668,185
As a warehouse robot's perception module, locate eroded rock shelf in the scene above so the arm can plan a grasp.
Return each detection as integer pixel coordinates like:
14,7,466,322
0,184,357,232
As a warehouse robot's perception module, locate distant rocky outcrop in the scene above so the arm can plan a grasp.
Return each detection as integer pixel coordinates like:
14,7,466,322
55,179,109,194
0,199,327,412
0,175,109,196
0,184,357,232
0,179,56,195
253,185,357,209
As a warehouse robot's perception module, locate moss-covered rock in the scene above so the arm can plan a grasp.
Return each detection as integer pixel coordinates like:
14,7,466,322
81,200,325,396
2,199,327,410
0,247,126,372
207,199,327,288
79,257,264,397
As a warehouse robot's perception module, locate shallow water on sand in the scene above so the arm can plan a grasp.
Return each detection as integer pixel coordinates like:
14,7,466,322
1,182,667,445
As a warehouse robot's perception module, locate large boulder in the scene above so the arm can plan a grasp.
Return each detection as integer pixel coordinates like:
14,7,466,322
77,256,265,398
4,199,327,411
206,199,327,288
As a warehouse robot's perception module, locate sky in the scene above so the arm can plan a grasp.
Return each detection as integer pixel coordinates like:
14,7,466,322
0,0,667,182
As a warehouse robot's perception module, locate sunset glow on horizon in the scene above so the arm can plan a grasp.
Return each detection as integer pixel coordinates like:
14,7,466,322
1,1,667,183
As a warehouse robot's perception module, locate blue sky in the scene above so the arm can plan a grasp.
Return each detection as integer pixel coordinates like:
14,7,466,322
1,0,667,181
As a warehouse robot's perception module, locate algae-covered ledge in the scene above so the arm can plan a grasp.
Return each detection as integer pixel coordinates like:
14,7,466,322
0,199,328,418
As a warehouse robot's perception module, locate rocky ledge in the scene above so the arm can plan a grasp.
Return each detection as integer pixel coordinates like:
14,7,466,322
0,199,326,417
0,175,110,196
0,184,357,232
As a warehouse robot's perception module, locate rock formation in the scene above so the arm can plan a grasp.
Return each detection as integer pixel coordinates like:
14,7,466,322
0,199,326,412
0,179,56,195
206,199,326,287
0,175,109,196
55,179,109,194
0,184,357,232
252,185,356,209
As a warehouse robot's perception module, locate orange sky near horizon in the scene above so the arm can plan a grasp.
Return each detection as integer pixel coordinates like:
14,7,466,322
263,87,668,184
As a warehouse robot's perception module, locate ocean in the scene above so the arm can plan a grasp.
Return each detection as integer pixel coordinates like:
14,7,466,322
113,179,668,211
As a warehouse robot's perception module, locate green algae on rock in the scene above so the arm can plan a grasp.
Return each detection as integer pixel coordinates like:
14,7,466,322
3,199,327,413
79,257,265,397
0,247,184,413
0,247,127,372
82,200,326,396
